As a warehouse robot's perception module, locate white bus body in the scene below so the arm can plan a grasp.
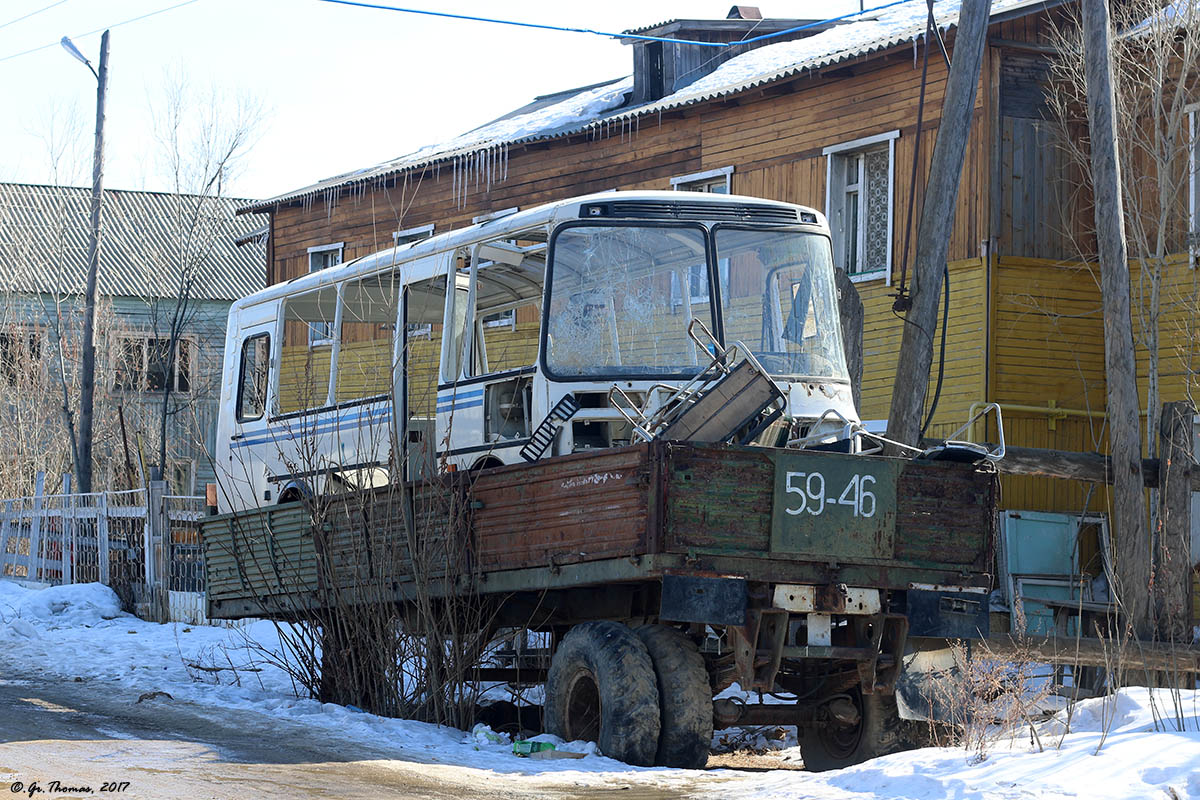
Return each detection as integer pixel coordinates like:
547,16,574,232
213,191,858,513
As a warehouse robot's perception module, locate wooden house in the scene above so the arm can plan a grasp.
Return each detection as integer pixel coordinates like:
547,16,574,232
0,183,266,494
241,1,1200,626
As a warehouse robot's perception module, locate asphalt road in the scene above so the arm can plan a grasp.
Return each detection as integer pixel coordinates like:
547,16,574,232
0,673,716,800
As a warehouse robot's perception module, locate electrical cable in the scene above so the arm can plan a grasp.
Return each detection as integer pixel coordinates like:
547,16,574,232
0,0,71,33
314,0,914,49
920,262,950,436
0,0,199,64
891,0,934,313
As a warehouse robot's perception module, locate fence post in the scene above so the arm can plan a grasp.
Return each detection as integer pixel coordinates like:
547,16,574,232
97,492,109,586
0,499,11,578
28,471,45,582
61,474,73,585
1157,401,1194,641
145,480,170,622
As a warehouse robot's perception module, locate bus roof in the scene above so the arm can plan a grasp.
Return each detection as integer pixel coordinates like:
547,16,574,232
228,190,826,314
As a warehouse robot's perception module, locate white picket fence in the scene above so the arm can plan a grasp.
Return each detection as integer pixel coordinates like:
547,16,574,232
0,472,208,624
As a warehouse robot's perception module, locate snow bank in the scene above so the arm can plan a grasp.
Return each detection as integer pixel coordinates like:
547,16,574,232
6,582,123,627
2,576,1199,799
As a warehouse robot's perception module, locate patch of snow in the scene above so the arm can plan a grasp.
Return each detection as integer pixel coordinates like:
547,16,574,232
401,76,634,164
2,576,1200,799
8,582,122,627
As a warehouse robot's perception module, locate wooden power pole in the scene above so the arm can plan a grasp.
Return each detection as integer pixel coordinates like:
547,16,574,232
1082,1,1151,639
76,30,110,494
886,0,991,446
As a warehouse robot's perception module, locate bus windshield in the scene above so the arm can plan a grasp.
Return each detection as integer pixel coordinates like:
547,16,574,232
544,224,848,382
545,225,715,378
716,227,848,381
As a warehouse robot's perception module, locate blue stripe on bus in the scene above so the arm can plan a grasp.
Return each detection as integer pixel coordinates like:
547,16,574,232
436,398,483,413
231,405,393,449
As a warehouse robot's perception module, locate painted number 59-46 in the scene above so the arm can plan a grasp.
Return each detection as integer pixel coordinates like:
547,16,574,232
784,472,877,518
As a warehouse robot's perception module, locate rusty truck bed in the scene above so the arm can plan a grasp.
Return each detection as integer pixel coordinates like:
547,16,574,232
200,442,996,620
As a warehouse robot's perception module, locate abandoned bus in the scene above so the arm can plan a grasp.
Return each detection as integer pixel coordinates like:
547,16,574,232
213,191,857,513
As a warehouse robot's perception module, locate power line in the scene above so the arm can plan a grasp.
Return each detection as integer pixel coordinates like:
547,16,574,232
0,0,71,33
314,0,914,48
0,0,200,64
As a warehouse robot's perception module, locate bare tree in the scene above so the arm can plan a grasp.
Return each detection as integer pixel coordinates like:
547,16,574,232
1047,0,1200,638
141,72,264,484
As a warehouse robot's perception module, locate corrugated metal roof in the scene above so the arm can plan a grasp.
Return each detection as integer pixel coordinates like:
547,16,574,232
0,183,266,301
244,0,1046,213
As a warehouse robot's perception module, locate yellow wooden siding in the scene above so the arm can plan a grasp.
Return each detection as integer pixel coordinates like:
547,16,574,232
853,257,988,430
1133,253,1200,409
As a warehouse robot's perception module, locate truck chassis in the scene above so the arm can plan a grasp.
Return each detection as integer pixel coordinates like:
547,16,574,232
201,441,996,769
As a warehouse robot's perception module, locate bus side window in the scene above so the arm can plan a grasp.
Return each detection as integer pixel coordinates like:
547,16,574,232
236,334,270,422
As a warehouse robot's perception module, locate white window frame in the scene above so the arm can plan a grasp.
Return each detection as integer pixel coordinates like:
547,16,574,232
671,165,734,193
393,223,434,246
483,309,516,329
307,241,344,271
406,323,433,340
305,243,343,344
823,130,898,284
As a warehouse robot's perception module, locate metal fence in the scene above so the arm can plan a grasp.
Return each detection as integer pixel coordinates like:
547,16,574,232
0,472,208,623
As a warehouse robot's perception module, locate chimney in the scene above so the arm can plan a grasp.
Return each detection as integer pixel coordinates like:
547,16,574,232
727,6,763,20
621,12,842,105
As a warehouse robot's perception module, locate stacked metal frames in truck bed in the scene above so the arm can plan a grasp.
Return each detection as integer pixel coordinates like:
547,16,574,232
201,443,996,620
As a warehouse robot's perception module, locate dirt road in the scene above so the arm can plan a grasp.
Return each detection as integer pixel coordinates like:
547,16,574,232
0,673,731,800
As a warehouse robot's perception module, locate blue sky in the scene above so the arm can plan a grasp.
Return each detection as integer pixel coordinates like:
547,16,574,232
0,0,866,201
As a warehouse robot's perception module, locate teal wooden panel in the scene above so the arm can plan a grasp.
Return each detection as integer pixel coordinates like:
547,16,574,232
1004,510,1077,576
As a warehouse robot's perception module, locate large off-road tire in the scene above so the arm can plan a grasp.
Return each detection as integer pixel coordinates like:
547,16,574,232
635,624,713,769
799,689,929,772
545,621,660,766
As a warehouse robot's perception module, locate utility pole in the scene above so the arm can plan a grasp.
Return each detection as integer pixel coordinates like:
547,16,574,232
1082,1,1151,639
66,30,110,494
886,1,990,446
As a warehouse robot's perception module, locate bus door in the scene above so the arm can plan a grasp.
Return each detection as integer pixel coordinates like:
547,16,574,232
226,318,276,508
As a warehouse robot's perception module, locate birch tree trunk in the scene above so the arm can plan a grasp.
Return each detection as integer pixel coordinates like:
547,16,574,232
1082,0,1152,639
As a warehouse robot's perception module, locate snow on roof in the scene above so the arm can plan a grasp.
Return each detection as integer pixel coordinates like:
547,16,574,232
243,0,1039,213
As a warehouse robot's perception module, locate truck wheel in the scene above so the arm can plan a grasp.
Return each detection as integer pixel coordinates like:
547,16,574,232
799,690,926,772
635,624,713,769
545,621,660,766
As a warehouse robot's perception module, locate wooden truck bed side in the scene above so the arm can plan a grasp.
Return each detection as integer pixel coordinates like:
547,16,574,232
201,443,996,620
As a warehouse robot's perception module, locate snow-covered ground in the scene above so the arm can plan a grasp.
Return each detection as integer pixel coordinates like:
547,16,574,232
2,579,1198,799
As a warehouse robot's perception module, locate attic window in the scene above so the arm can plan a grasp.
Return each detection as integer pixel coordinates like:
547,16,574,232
394,223,434,246
671,166,733,194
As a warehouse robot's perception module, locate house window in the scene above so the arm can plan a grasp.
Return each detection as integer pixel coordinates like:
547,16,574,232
669,167,734,306
307,243,344,343
823,130,898,279
0,328,41,385
278,286,339,413
671,261,731,308
671,166,733,194
483,310,514,329
393,224,434,247
115,336,193,393
407,323,433,339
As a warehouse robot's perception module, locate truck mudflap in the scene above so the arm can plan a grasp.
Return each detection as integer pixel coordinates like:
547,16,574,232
896,586,988,722
659,574,747,626
895,646,965,723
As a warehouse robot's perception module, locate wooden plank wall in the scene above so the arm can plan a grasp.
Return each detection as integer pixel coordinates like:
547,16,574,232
268,42,991,284
265,39,998,435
